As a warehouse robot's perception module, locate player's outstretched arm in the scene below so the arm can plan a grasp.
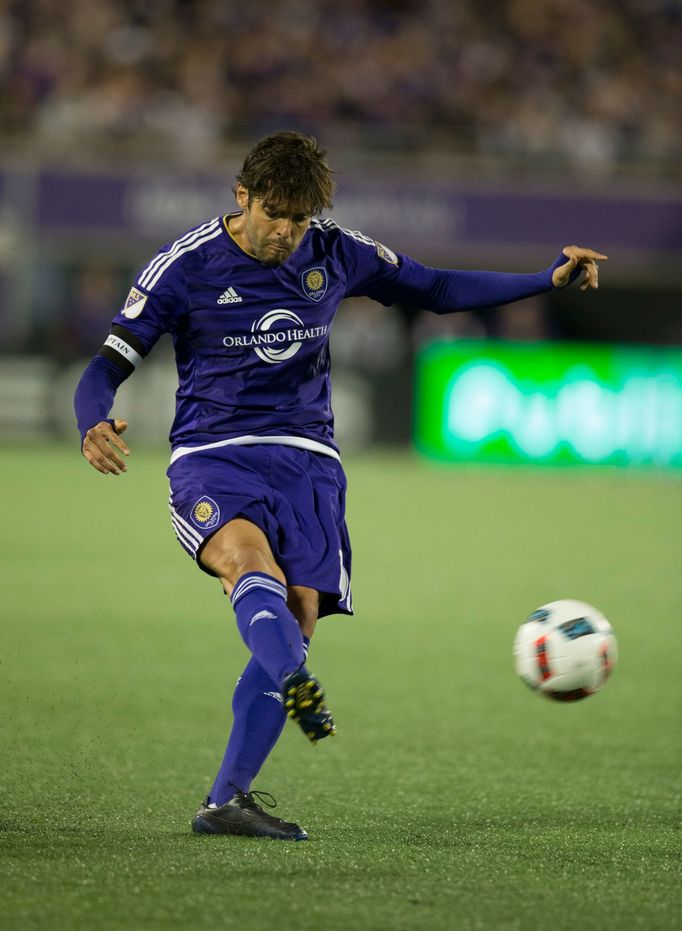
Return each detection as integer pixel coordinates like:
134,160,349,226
82,419,130,475
552,246,608,290
368,244,610,314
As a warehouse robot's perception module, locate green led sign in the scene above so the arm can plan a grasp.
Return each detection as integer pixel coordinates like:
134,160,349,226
414,341,682,468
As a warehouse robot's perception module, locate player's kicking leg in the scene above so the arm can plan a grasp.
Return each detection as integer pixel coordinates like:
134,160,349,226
281,584,336,743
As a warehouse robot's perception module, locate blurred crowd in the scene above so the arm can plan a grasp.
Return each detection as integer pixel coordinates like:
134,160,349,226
1,0,680,175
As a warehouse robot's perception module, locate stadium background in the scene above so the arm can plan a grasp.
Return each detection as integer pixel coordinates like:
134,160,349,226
1,2,680,930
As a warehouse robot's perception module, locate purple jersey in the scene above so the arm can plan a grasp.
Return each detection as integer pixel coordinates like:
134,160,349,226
76,214,565,453
105,215,414,458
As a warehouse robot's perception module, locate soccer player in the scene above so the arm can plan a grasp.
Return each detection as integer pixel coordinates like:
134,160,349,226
74,131,606,841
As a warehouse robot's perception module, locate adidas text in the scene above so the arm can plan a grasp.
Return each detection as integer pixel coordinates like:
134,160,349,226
218,287,242,304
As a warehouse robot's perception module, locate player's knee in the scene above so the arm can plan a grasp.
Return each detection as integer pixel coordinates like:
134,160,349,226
232,543,282,582
287,587,319,638
202,540,284,589
199,519,286,590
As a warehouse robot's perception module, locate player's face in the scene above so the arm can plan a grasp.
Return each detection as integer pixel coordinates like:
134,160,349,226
236,186,311,266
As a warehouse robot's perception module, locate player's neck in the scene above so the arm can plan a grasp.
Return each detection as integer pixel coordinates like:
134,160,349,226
225,212,259,261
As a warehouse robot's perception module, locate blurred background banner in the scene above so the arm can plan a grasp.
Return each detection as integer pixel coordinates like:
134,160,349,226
2,165,681,257
415,341,682,468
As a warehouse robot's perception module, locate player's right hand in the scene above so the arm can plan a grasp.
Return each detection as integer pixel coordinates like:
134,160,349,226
82,419,130,475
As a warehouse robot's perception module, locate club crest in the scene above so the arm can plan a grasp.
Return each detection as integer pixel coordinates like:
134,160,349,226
122,287,148,319
191,496,220,529
301,267,328,302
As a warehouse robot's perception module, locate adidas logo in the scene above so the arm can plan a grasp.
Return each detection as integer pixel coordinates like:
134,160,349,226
217,287,242,304
250,610,277,625
263,691,284,704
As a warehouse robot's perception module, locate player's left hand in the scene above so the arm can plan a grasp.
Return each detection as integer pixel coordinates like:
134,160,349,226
552,246,608,291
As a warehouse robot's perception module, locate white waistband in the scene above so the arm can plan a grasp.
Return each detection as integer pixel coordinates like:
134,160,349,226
169,434,341,466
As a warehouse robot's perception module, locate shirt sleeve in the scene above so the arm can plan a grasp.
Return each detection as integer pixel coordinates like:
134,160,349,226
343,231,574,312
73,249,188,446
106,256,189,363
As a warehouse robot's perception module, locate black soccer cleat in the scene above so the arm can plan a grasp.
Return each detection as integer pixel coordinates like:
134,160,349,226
282,670,337,743
191,789,308,841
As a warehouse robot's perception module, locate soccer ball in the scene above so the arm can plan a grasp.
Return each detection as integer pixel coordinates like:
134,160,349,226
513,599,617,701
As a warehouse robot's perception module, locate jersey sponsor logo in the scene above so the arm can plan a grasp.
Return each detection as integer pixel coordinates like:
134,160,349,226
301,266,328,302
376,242,398,265
122,287,148,319
190,496,220,529
217,287,242,304
222,309,328,365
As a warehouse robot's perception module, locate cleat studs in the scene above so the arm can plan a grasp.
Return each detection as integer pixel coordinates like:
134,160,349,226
287,710,297,718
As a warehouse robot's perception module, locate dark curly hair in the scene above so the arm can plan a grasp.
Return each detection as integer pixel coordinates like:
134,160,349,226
236,131,335,216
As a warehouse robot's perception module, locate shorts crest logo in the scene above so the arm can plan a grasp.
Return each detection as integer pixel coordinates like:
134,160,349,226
301,267,328,302
191,496,220,529
122,287,148,319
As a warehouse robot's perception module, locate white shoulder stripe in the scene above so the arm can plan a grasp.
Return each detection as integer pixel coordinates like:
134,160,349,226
138,218,220,288
138,219,222,290
311,217,376,247
141,225,224,291
138,218,219,287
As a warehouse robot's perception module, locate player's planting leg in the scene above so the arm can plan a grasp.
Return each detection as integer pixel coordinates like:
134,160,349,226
209,636,312,804
193,636,315,840
208,656,288,805
192,788,308,841
193,656,307,840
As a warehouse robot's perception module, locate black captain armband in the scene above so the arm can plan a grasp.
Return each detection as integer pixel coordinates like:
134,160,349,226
98,324,147,375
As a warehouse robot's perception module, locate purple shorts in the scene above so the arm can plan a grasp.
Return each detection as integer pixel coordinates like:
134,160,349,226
166,444,352,617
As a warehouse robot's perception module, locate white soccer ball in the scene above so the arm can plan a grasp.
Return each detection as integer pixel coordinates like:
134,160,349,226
513,599,617,701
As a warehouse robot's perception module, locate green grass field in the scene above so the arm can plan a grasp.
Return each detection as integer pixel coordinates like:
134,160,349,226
1,445,680,931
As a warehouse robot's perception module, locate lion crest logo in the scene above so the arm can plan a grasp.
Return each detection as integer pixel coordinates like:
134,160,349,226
301,267,328,302
191,496,220,529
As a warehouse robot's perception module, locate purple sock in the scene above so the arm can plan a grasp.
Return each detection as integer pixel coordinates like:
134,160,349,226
209,657,287,803
231,572,305,686
208,637,313,805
